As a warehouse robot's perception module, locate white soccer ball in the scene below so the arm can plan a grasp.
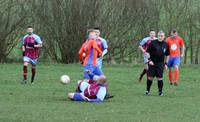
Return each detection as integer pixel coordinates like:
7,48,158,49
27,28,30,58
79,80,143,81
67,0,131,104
60,75,70,84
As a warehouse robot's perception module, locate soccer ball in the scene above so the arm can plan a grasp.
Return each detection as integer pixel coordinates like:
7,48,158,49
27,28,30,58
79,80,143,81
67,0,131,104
60,75,70,84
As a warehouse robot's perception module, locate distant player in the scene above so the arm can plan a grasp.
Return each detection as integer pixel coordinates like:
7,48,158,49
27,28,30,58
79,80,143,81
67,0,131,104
21,26,42,84
68,75,108,102
145,31,169,96
138,30,157,82
94,27,108,70
166,29,185,86
78,29,103,80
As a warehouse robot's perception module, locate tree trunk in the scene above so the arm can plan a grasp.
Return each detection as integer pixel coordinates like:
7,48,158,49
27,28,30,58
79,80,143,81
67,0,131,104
194,40,200,64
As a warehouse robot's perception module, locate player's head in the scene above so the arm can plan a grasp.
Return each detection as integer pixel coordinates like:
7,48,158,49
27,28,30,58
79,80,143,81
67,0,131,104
170,29,178,38
157,30,165,42
149,29,156,38
87,29,96,39
97,75,107,85
27,25,33,35
94,27,101,37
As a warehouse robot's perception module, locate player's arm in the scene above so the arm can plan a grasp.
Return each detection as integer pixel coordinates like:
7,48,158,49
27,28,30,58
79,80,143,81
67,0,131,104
165,44,170,63
139,45,145,53
146,42,154,65
138,38,146,53
78,44,85,62
34,35,43,48
181,43,185,58
21,37,26,56
102,38,108,57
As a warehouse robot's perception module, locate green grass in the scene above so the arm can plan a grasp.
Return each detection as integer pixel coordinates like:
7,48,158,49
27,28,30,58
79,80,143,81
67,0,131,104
0,63,200,122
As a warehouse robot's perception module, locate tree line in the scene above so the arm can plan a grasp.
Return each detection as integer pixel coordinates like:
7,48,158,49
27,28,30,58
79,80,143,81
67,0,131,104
0,0,200,64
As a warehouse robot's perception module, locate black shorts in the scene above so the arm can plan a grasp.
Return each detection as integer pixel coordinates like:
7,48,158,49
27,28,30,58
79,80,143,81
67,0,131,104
147,63,164,78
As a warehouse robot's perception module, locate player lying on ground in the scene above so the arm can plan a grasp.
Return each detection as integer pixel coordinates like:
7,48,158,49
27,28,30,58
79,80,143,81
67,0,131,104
68,75,108,102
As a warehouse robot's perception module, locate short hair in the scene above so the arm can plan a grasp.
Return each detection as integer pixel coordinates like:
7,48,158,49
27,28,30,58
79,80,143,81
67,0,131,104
87,29,95,34
150,29,155,32
171,28,177,33
158,30,165,35
27,25,33,28
94,27,101,31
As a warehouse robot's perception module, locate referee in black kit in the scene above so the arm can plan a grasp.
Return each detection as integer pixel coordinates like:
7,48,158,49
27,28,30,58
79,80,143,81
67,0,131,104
145,31,170,96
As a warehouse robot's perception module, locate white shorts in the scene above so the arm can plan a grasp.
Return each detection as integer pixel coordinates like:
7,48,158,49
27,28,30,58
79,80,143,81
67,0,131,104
23,56,38,65
143,53,148,64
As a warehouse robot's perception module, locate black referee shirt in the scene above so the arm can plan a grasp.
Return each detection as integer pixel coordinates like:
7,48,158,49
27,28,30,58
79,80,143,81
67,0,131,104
146,39,170,63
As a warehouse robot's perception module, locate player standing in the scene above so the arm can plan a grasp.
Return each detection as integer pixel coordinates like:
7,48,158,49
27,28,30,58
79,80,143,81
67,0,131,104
138,30,157,82
21,26,42,84
166,29,185,86
145,31,170,96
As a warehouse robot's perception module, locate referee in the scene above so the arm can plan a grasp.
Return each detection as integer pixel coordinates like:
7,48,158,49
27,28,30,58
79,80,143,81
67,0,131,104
145,31,170,96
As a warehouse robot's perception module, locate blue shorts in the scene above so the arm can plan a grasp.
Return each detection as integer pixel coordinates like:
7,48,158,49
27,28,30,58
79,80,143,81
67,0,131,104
167,56,180,68
83,64,103,80
23,56,38,65
73,93,84,101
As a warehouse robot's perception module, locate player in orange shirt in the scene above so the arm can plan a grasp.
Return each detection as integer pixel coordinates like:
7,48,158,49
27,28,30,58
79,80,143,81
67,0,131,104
78,29,103,80
166,29,185,86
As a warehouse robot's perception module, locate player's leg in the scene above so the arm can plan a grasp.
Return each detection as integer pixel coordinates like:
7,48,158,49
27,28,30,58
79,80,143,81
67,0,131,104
167,57,174,85
30,59,38,84
68,93,85,101
22,56,30,84
145,65,155,95
173,57,181,86
93,66,113,99
83,65,94,80
156,63,165,96
139,54,148,82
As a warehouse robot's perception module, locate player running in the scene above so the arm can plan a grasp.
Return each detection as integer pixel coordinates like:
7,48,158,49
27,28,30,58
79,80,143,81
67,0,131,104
21,26,42,84
138,30,157,82
166,29,185,86
78,29,103,80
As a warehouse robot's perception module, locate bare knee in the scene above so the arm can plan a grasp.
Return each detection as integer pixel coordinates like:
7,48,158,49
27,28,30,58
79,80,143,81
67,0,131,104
68,93,74,99
148,77,154,81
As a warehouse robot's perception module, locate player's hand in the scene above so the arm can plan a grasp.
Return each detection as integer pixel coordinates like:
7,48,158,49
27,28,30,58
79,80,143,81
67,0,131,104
82,53,86,58
98,53,102,58
148,61,154,66
165,64,168,70
181,54,184,58
27,43,34,47
83,96,90,101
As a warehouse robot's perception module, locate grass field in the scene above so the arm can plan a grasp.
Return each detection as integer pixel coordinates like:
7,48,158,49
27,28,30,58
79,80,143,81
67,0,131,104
0,63,200,122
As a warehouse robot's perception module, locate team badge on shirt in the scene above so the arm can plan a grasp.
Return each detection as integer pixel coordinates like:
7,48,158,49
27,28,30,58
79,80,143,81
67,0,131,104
171,44,177,50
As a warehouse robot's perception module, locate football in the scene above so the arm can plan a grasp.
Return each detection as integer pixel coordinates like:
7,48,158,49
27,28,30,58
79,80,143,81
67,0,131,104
60,75,70,84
